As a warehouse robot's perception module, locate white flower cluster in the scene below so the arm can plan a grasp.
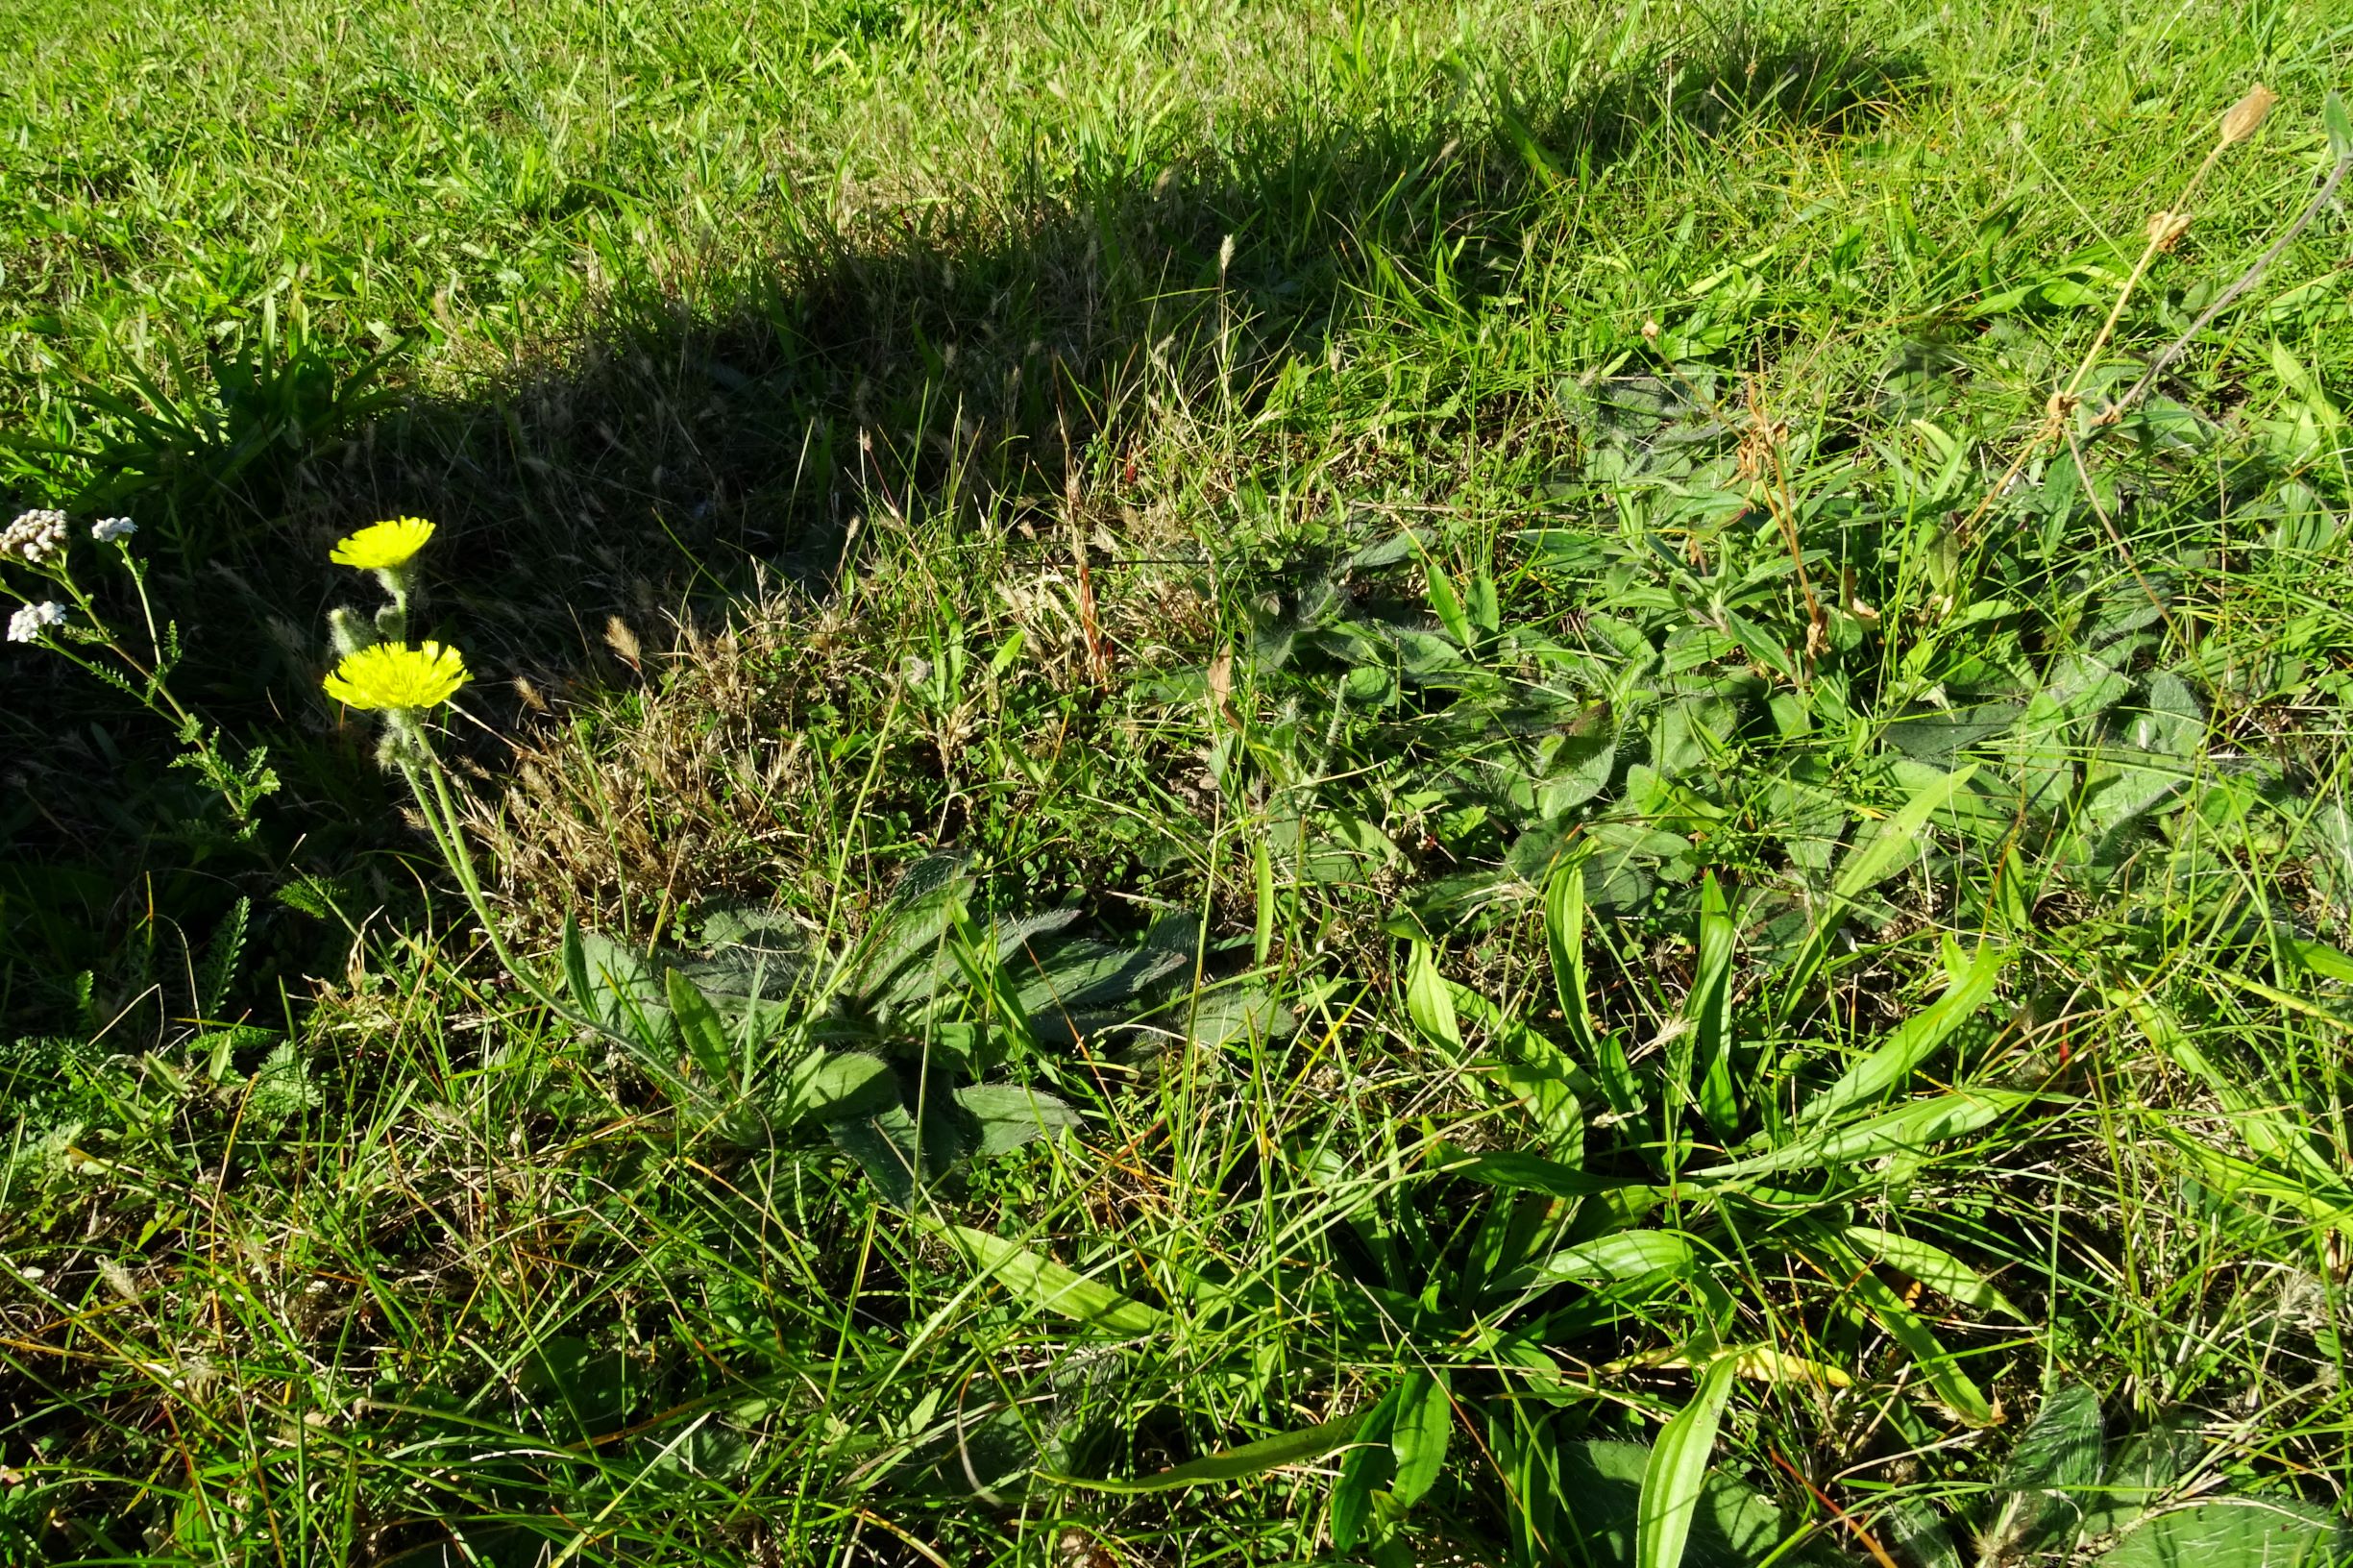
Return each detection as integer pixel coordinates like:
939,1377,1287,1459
2,508,68,566
7,600,66,643
91,516,136,543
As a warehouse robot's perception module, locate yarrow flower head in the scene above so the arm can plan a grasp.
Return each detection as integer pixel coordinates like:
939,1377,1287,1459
2,509,67,566
323,641,470,712
329,517,436,573
7,600,67,644
91,517,136,543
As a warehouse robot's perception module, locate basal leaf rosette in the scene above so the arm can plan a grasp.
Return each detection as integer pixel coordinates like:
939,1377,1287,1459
329,517,436,573
323,641,469,712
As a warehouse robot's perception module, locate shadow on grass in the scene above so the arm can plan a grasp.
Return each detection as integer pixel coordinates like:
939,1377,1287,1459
0,25,1924,1033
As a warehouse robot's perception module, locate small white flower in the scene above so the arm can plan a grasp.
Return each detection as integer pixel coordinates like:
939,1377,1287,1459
91,516,136,543
7,600,66,643
2,508,68,565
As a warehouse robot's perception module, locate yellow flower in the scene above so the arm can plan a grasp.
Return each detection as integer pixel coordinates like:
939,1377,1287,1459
323,642,470,711
329,517,436,572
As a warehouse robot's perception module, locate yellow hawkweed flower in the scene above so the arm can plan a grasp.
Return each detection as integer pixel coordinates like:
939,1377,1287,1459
329,516,436,572
323,641,470,711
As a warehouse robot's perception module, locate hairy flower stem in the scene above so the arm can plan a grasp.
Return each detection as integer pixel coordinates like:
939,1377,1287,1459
390,721,708,1106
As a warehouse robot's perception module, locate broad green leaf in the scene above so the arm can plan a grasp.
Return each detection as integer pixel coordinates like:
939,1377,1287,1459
1390,1369,1452,1507
1845,1225,2025,1321
826,1100,979,1209
1802,944,2009,1123
1881,1500,1964,1568
1693,1089,2031,1181
775,1050,897,1124
953,1083,1083,1157
572,927,670,1045
2287,940,2353,986
665,968,735,1083
934,1223,1165,1334
2096,1498,2348,1568
1470,568,1501,636
1978,1383,2103,1565
1637,1355,1741,1568
1426,558,1475,647
1835,764,1979,903
1047,1413,1361,1495
1552,1437,1799,1568
1408,943,1463,1053
2327,89,2352,167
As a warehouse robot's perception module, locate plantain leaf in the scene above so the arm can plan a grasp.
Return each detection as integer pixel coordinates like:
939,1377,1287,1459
1692,870,1738,1133
1332,1384,1403,1551
1507,1230,1697,1292
1390,1369,1453,1507
1802,944,2009,1123
1841,1261,1998,1429
1694,1090,2031,1181
1492,1061,1586,1164
934,1222,1165,1334
1546,856,1600,1058
1048,1413,1362,1495
1638,1355,1742,1568
1408,943,1463,1053
1845,1225,2025,1321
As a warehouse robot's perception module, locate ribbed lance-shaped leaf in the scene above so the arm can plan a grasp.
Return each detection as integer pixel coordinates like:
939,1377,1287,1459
1332,1384,1403,1551
934,1222,1164,1334
1692,870,1737,1133
1802,944,2009,1123
1408,943,1463,1053
1693,1089,2030,1181
665,968,735,1083
1845,1226,2025,1321
1844,1262,1998,1428
1491,1061,1586,1164
1546,857,1600,1057
1637,1355,1742,1568
1048,1414,1363,1495
1389,1369,1453,1507
1506,1230,1697,1293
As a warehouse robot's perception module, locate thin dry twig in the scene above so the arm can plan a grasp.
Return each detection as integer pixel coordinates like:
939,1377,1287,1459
2102,152,2353,422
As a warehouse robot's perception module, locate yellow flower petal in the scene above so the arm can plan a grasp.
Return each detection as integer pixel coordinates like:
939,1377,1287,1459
322,642,470,711
329,517,436,572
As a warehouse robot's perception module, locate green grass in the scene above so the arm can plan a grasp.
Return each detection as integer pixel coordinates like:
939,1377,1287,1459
4,0,2353,1563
